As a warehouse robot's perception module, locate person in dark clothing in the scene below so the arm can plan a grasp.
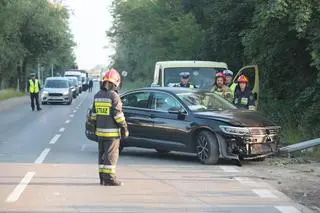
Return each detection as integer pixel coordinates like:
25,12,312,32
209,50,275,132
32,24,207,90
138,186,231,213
88,79,93,92
27,73,42,111
91,68,129,186
174,72,196,88
233,75,256,110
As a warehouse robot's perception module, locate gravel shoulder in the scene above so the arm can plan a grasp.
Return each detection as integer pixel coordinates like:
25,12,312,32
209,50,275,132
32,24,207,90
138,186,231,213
245,157,320,213
0,96,29,112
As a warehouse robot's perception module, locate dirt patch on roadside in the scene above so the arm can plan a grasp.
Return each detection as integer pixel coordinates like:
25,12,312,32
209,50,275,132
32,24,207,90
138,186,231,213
244,157,320,213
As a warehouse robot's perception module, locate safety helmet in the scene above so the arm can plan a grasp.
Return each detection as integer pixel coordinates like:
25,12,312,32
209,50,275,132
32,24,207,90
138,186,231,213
223,69,233,77
215,72,226,81
237,75,249,83
103,68,121,87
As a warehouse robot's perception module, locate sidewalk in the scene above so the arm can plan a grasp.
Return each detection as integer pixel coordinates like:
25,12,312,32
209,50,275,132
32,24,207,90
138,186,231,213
0,96,29,112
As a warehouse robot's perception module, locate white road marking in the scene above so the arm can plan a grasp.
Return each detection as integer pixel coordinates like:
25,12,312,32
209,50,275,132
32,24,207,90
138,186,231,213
80,144,86,151
275,206,302,213
220,166,239,173
34,148,50,164
235,177,258,186
70,114,74,117
65,120,71,124
73,110,77,113
59,128,65,132
6,172,36,203
49,134,61,145
252,189,277,198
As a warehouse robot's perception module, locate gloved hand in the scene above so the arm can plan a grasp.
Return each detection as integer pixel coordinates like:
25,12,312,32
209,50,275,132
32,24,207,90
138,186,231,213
121,127,129,139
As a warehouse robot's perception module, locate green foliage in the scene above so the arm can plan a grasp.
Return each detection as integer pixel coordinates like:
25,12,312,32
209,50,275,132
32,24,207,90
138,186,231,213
109,0,320,143
0,0,76,90
0,89,26,101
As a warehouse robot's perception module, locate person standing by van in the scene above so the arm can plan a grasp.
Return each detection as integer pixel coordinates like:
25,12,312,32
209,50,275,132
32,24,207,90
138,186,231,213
88,79,93,92
27,73,42,111
233,75,256,110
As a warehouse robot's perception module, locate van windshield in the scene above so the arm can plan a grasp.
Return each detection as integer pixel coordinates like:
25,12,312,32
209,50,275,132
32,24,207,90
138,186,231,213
163,67,225,89
45,80,69,88
65,75,81,81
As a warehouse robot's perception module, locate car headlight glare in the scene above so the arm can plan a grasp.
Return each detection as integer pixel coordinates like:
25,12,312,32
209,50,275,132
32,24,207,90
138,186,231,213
219,125,250,136
42,91,48,95
63,92,69,95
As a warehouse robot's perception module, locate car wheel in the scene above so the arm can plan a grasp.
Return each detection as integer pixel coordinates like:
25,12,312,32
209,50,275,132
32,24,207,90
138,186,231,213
196,130,219,165
156,149,170,154
67,98,72,105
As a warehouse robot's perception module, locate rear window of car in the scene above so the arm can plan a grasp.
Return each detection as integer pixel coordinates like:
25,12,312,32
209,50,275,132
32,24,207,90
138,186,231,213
45,80,69,88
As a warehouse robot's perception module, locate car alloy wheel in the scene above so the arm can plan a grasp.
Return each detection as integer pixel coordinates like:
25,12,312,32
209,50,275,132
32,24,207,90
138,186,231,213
196,135,209,161
196,130,219,165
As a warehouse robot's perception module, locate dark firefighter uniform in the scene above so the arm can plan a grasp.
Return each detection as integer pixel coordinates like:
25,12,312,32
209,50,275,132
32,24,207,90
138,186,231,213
91,88,128,186
233,87,256,110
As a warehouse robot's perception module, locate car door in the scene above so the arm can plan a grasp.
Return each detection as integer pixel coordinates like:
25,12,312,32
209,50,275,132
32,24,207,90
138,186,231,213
148,91,192,151
121,91,154,145
231,65,260,109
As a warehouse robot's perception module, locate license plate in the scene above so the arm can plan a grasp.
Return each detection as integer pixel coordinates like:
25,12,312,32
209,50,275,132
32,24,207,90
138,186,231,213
50,97,61,99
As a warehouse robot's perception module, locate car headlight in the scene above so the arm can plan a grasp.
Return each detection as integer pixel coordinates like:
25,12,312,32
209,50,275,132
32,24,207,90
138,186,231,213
219,125,250,136
63,92,69,96
42,91,48,95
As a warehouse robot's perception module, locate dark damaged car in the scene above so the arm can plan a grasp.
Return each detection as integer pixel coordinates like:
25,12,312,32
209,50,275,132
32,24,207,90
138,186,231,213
86,87,280,165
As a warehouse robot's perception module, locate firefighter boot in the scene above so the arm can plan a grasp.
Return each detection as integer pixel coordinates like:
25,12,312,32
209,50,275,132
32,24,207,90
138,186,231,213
103,174,123,186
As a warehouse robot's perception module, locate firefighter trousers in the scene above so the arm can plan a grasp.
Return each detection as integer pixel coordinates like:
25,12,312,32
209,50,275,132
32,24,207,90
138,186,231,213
30,93,40,110
98,138,120,184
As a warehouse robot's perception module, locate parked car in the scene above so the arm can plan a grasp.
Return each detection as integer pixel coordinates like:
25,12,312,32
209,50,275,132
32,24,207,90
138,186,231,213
85,87,280,165
41,77,73,105
66,77,79,98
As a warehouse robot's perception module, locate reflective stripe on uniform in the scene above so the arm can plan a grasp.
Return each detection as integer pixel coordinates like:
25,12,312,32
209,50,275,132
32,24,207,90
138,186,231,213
94,98,112,103
95,102,112,107
240,97,248,105
91,113,97,120
248,105,256,111
99,165,116,174
114,112,125,123
95,128,120,137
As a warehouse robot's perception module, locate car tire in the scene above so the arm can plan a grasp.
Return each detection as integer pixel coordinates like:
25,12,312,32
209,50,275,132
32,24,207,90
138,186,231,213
196,130,219,165
67,98,72,105
156,149,170,154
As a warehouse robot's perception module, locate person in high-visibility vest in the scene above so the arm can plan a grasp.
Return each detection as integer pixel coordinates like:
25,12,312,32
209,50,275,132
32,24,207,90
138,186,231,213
27,73,42,111
174,72,196,88
91,68,129,186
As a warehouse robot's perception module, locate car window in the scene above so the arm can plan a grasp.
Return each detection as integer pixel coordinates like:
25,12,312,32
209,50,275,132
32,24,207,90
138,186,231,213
121,92,151,109
45,80,69,88
151,92,183,111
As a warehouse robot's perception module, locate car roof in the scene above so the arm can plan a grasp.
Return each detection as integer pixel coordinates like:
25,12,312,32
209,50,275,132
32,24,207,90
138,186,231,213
122,87,209,95
46,77,69,81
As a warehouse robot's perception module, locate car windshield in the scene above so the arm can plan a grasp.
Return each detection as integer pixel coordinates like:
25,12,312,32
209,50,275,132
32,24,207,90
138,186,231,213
68,80,75,86
65,75,80,81
45,80,69,88
164,67,225,89
177,92,237,111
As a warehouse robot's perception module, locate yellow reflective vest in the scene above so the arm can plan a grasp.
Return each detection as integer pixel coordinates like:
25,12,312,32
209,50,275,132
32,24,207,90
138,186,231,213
29,79,40,93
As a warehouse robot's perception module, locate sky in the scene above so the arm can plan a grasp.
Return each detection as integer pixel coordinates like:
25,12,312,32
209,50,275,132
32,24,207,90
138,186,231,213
64,0,114,70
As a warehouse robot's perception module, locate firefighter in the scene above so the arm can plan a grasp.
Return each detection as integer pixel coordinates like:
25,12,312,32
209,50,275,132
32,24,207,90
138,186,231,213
223,69,234,88
233,75,256,110
27,73,42,111
174,72,195,88
91,68,129,186
211,72,233,102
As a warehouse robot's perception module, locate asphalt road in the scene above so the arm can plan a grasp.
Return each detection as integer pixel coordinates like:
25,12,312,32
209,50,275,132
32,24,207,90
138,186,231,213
0,83,314,213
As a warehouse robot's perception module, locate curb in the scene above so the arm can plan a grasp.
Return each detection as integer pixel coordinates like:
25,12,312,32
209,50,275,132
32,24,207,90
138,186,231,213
0,96,29,112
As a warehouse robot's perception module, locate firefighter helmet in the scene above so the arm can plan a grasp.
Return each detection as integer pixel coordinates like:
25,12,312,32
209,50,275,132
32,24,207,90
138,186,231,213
103,68,121,87
215,72,226,81
237,75,249,83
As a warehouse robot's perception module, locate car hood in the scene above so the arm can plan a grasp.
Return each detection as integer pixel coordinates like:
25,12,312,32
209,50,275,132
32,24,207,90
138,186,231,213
43,88,69,93
193,110,276,127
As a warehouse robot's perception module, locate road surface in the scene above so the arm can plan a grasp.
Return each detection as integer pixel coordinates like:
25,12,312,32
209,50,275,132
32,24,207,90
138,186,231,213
0,83,314,213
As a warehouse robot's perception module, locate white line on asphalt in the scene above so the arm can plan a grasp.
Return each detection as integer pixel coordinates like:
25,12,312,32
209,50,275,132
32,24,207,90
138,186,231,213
34,148,50,164
6,172,36,203
49,134,61,145
252,189,277,198
59,127,65,132
80,144,86,151
70,114,74,117
235,177,258,186
65,120,71,124
275,206,302,213
220,166,239,172
73,110,77,113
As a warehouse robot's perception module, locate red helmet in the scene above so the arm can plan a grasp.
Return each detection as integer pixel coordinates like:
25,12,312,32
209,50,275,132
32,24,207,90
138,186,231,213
215,72,226,82
103,68,121,87
237,75,249,83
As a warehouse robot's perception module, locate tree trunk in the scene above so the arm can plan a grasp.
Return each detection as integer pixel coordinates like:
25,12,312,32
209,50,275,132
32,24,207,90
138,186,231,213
22,59,28,92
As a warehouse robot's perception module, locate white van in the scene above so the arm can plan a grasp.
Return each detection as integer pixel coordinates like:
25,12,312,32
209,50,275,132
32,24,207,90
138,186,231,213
64,70,83,93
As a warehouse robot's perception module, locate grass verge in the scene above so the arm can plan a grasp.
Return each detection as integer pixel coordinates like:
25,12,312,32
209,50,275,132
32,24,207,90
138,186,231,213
0,89,26,101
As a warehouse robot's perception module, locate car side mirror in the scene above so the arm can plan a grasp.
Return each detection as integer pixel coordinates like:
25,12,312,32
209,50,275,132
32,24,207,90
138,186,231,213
168,107,186,115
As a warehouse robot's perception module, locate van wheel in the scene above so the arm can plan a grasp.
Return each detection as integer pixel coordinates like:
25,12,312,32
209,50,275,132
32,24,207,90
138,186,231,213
67,99,72,105
196,130,219,165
